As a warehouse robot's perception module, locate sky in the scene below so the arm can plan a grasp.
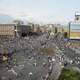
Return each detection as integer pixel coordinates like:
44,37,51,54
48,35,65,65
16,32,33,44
0,0,80,24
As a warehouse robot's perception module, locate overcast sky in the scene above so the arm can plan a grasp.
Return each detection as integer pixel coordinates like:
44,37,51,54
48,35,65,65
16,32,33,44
0,0,80,23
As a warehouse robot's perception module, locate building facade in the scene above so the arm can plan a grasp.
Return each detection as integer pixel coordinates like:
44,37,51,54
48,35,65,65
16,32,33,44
0,24,16,38
0,24,34,38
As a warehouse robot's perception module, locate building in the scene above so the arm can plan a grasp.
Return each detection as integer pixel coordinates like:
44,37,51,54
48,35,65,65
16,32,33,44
0,23,34,38
46,24,56,33
16,24,34,37
0,24,16,38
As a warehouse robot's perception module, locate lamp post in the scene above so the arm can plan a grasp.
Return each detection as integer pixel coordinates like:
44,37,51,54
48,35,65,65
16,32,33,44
69,22,71,39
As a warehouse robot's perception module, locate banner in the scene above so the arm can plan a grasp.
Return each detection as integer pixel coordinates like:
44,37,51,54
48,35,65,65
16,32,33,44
70,23,80,39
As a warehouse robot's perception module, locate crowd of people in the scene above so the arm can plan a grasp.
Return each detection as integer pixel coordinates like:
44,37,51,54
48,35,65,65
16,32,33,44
0,32,80,80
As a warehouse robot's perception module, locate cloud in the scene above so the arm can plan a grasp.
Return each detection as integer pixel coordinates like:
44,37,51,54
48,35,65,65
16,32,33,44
0,0,80,23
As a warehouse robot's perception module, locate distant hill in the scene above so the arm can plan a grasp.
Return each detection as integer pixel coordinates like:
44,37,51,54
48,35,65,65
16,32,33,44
0,13,14,23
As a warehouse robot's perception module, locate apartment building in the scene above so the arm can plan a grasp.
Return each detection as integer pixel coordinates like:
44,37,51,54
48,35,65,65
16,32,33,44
0,24,16,38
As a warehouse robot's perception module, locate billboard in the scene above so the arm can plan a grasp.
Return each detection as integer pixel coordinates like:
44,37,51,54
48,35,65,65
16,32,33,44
70,22,80,39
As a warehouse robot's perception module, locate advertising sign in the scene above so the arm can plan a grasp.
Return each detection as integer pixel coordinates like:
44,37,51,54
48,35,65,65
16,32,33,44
70,23,80,39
